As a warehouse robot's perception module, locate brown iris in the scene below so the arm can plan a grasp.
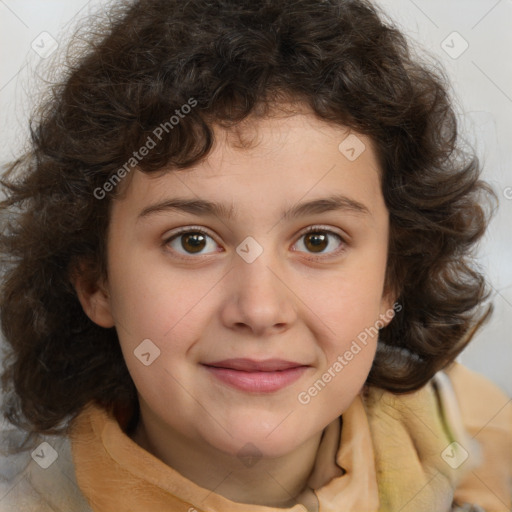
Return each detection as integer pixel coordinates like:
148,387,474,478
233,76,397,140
181,232,207,253
304,231,328,253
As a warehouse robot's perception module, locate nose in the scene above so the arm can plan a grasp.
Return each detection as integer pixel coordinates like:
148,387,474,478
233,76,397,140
219,252,298,337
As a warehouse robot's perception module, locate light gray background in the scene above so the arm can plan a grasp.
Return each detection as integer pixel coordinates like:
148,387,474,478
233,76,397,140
1,0,511,395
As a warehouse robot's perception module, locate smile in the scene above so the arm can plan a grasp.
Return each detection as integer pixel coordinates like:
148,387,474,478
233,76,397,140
201,358,311,393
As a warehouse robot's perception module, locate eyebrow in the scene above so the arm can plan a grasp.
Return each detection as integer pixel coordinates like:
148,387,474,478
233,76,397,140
137,193,370,222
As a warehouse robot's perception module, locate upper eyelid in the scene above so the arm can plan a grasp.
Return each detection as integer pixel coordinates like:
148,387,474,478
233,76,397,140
301,225,346,238
165,224,346,242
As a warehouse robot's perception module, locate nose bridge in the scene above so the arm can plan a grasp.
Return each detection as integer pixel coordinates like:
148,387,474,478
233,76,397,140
223,238,295,334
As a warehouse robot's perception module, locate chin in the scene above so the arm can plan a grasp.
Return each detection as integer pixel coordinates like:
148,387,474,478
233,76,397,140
201,415,313,459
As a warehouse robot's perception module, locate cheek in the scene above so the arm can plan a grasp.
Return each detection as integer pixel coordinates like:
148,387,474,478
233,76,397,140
107,249,185,334
321,290,380,383
299,295,379,416
318,263,388,343
107,268,207,406
303,260,386,407
106,252,221,373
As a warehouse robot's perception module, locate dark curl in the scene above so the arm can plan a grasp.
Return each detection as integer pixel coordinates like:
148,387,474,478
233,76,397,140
0,0,496,434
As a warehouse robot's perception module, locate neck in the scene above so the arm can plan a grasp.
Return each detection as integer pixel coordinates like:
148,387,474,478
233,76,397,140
130,407,324,508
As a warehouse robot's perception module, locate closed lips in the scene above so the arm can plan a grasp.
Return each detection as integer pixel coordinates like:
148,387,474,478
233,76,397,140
202,358,309,372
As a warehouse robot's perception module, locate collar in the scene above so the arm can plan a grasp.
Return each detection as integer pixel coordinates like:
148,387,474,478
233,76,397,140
69,377,473,512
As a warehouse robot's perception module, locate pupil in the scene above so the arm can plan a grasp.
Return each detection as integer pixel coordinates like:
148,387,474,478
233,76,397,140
182,233,206,253
306,232,327,252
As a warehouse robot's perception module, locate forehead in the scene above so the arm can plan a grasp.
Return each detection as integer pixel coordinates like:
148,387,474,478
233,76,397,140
111,109,386,226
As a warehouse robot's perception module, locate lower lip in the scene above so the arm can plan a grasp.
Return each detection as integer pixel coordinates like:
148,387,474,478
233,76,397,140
203,365,309,393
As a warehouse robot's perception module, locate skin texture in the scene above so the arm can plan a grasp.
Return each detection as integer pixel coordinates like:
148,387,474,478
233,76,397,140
75,108,395,507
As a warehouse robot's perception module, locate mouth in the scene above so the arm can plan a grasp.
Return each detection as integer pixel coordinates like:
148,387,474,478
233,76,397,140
201,358,311,393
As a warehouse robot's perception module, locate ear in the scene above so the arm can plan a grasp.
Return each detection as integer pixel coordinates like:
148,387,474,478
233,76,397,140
378,288,400,329
70,262,115,328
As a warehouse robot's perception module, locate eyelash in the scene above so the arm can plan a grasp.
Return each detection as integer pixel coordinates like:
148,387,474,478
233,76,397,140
162,225,347,261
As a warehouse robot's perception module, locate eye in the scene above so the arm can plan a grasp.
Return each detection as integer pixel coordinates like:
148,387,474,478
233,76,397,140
163,225,346,259
292,226,346,257
164,227,221,257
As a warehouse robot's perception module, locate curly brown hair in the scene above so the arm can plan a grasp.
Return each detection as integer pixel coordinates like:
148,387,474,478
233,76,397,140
0,0,496,435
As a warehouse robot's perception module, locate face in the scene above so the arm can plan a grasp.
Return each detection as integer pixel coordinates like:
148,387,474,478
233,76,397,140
79,108,395,459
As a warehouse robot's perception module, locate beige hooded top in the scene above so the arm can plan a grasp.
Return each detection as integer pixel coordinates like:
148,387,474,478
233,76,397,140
1,363,511,511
